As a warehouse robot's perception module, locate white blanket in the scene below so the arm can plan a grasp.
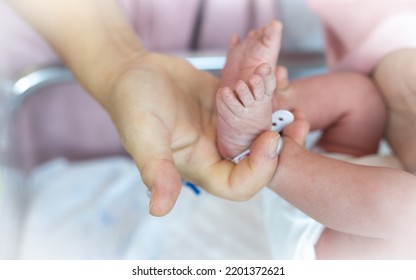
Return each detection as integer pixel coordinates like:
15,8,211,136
0,157,272,259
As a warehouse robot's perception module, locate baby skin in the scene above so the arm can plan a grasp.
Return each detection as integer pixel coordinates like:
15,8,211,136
216,20,386,161
216,21,282,159
274,70,387,156
374,49,416,174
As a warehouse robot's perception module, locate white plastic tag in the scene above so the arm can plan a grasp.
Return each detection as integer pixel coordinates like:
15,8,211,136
231,110,294,163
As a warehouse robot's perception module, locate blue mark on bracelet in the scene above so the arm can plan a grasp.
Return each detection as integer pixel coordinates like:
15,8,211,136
182,180,201,195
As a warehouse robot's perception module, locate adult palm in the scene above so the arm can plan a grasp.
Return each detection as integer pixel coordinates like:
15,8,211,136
106,52,280,216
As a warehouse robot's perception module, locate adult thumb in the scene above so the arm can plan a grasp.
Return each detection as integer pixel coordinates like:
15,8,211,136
122,114,182,217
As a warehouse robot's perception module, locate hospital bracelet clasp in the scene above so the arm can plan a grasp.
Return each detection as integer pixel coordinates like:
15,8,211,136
230,110,294,164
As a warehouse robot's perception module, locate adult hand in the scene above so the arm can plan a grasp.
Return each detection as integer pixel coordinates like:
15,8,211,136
106,52,282,216
5,0,290,216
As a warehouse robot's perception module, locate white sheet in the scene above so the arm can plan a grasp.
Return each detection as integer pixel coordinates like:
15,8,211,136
0,157,272,259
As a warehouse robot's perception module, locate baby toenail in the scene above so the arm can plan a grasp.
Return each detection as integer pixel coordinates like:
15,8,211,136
223,90,232,97
265,26,277,38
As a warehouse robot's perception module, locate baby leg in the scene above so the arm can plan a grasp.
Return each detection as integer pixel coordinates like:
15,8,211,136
374,49,416,173
274,72,386,156
216,21,282,158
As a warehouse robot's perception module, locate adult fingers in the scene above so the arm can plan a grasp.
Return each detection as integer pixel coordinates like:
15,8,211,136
282,110,310,146
201,131,281,200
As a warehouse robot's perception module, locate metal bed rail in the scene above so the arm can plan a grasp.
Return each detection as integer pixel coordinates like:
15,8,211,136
9,52,326,100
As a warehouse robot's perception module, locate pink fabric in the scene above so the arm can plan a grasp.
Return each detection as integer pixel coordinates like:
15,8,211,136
117,0,199,51
8,83,126,172
117,0,277,51
0,2,58,79
198,0,276,50
308,0,416,73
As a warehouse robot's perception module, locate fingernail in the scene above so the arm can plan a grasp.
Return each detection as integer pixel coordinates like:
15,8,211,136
222,88,232,97
268,136,279,159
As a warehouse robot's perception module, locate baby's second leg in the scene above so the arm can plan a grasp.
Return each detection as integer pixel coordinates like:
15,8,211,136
375,49,416,173
216,64,275,158
274,72,386,156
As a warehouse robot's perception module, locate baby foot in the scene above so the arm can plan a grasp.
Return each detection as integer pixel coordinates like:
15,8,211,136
220,21,282,88
216,63,276,158
216,21,282,159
